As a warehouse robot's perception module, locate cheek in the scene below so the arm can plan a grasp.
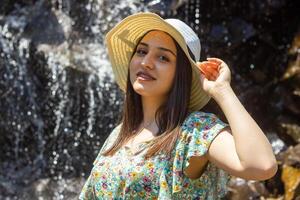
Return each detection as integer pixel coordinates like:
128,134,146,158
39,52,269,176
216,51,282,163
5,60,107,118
163,64,176,83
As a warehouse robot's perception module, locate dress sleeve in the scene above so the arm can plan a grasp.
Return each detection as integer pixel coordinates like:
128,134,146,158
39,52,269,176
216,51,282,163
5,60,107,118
79,124,122,199
171,111,230,196
79,175,94,200
181,112,228,169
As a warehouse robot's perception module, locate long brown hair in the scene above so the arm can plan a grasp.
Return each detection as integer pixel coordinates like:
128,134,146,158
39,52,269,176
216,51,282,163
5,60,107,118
102,33,193,159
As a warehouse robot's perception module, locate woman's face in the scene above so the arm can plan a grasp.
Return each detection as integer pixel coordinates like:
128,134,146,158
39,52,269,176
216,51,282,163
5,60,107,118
129,31,177,99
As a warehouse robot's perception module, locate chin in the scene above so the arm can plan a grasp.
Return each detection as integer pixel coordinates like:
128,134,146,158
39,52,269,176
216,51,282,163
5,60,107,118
132,81,165,97
132,85,151,96
133,87,149,96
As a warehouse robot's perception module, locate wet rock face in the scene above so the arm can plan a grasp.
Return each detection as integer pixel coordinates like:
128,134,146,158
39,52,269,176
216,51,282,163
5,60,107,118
0,0,137,198
0,0,299,199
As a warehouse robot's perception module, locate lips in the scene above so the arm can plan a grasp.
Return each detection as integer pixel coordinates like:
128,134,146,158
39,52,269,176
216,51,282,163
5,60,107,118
136,71,156,80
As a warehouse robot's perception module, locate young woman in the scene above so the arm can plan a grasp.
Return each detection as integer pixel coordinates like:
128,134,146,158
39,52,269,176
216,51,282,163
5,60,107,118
79,12,277,199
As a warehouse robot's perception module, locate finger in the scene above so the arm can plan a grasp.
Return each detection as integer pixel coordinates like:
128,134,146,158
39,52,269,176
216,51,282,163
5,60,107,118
210,69,219,78
198,62,218,80
210,73,218,81
201,61,219,70
206,59,221,66
206,71,217,81
203,64,219,77
207,57,223,63
207,59,223,71
207,57,223,66
203,69,214,80
199,71,212,84
197,62,206,74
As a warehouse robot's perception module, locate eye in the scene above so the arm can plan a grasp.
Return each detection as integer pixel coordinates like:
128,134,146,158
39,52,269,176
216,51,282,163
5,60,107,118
159,55,170,62
136,48,147,56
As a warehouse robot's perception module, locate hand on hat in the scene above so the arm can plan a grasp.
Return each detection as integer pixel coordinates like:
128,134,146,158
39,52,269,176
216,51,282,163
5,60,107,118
197,58,231,96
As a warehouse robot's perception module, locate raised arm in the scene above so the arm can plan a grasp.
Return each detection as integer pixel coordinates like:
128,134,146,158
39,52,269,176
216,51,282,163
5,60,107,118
198,58,278,180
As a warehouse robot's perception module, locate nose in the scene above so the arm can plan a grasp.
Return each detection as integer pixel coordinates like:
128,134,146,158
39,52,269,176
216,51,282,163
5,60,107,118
141,54,154,69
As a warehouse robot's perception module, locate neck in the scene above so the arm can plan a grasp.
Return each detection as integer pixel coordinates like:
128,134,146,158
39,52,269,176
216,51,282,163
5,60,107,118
141,95,166,125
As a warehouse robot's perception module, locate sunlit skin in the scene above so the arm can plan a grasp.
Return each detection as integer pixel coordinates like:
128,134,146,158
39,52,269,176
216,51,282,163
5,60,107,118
187,58,278,180
129,31,278,181
129,31,177,129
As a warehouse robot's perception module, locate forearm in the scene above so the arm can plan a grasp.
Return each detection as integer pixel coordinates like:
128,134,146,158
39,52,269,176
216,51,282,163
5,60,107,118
212,83,277,171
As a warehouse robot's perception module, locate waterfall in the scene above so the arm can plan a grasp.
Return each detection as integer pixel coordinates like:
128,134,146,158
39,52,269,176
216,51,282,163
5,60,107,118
1,0,298,199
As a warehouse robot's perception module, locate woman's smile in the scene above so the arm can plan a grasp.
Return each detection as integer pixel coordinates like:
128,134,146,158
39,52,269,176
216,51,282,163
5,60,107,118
136,71,156,81
129,30,177,98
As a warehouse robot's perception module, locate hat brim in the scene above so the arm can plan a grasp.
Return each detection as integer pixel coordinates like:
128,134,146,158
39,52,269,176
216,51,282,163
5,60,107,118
105,12,210,111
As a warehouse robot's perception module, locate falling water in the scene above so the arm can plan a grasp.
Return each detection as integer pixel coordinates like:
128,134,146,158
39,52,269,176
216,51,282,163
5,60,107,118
0,0,146,198
1,0,299,199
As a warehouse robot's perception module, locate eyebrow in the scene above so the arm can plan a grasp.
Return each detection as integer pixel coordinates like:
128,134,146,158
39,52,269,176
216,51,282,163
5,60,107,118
139,42,177,57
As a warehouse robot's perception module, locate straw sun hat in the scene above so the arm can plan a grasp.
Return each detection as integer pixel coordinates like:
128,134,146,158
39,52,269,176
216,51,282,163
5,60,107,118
105,12,210,111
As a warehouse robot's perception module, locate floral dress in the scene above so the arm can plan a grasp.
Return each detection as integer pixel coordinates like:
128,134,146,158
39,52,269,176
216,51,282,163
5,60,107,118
79,111,230,199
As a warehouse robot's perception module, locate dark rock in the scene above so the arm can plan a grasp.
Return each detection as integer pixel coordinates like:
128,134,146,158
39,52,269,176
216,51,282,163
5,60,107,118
0,0,300,199
23,4,66,45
